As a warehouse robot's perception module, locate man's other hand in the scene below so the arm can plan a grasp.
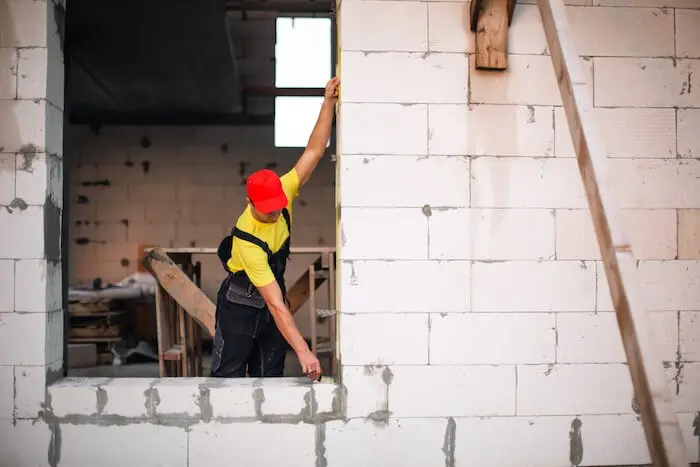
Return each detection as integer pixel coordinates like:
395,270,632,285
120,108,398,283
298,349,322,381
324,77,339,103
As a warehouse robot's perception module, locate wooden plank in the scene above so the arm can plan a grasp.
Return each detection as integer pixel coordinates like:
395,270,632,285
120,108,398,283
155,284,166,377
69,337,122,343
183,258,197,376
536,1,688,465
193,261,204,376
286,256,327,315
142,246,215,336
68,301,110,314
69,325,121,338
69,310,126,318
327,251,337,377
471,0,513,70
178,304,188,376
309,265,317,355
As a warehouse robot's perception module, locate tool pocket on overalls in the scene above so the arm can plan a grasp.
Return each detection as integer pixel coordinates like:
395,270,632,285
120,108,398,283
225,281,266,309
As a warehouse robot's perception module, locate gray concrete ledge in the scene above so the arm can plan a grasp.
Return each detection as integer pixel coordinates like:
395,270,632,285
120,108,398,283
45,376,345,428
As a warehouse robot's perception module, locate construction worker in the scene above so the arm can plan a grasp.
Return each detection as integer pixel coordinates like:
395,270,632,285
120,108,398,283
212,76,339,382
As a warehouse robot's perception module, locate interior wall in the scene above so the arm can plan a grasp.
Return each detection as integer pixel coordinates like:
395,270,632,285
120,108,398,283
65,123,336,337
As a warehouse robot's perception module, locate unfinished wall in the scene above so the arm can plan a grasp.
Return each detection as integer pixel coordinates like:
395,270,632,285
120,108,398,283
65,124,335,336
335,1,700,464
0,0,66,460
2,0,700,466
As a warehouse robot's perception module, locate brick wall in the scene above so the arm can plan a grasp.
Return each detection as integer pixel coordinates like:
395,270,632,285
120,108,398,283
336,1,700,465
66,123,336,335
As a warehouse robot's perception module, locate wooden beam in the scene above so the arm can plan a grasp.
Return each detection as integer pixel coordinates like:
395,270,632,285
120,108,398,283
470,0,517,70
243,87,325,97
536,1,688,466
142,247,215,337
286,257,327,315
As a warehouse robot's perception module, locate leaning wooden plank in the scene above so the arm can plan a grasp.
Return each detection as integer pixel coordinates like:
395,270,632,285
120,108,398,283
536,1,688,466
142,247,215,337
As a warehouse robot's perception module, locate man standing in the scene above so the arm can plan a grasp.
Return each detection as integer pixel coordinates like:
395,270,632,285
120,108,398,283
212,77,339,381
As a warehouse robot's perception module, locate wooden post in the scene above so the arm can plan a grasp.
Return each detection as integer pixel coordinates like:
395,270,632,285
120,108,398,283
194,261,203,376
309,264,317,355
178,303,188,376
536,1,688,465
327,251,337,376
155,284,166,377
470,0,517,70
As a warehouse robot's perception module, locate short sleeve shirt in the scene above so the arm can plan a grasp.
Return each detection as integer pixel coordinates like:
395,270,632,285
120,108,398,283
225,168,300,287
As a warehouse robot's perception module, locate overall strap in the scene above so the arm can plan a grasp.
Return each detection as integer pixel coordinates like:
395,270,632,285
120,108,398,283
281,207,291,233
230,207,291,258
232,228,273,257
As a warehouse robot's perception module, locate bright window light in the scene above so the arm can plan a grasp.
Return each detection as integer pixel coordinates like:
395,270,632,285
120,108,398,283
275,17,331,88
274,96,325,148
274,17,332,147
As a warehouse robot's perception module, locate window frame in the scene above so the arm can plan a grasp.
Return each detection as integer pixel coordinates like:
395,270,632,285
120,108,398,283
273,14,337,150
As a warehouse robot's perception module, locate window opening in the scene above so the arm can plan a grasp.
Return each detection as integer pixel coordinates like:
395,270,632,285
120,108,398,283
274,17,332,148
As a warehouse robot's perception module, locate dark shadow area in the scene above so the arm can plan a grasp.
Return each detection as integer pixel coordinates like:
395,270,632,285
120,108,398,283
64,0,242,123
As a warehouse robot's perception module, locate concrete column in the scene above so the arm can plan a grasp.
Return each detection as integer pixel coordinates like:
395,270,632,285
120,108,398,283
0,0,65,463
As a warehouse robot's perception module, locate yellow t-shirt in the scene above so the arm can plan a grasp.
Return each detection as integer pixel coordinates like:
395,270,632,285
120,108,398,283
226,168,300,287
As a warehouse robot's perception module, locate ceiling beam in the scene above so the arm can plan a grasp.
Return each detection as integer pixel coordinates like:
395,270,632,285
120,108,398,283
225,1,331,13
68,111,340,127
470,0,517,70
243,87,325,97
68,112,277,126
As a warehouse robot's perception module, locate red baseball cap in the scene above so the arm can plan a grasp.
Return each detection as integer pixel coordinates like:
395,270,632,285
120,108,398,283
246,169,288,214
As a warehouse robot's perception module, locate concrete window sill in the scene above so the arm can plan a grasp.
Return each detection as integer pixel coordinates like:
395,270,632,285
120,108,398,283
46,377,345,425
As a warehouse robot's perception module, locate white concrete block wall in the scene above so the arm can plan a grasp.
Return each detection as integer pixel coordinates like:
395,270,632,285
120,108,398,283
0,0,66,462
336,1,700,466
2,0,700,466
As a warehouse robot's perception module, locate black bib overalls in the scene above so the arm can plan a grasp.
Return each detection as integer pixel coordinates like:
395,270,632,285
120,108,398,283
210,208,292,378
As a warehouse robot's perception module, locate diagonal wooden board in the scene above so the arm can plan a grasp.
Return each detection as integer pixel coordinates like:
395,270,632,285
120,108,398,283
143,247,216,337
536,1,688,466
142,247,326,339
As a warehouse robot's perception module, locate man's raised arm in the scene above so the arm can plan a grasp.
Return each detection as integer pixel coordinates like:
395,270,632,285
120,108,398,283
294,77,339,187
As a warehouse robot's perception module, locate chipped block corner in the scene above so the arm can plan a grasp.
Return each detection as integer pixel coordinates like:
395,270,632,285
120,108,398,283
1,0,700,466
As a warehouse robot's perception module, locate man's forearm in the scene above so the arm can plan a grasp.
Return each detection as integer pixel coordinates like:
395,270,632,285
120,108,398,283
258,281,311,354
306,99,335,156
295,99,336,186
268,302,310,354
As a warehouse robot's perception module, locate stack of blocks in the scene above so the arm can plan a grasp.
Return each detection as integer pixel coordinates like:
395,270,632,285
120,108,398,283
0,0,699,465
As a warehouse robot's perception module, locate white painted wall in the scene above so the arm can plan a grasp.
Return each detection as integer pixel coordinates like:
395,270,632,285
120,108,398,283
1,0,700,466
